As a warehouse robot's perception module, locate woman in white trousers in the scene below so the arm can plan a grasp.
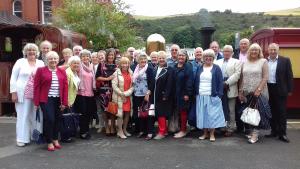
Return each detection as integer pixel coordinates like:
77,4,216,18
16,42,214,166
10,43,44,147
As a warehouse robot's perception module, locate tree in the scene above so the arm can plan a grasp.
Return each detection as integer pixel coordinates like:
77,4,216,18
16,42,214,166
53,0,143,51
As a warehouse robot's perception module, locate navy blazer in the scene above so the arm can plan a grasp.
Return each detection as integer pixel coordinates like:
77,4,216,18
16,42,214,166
194,64,223,98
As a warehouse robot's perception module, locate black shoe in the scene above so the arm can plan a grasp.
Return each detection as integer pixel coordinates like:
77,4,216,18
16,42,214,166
265,133,277,138
80,133,91,140
278,135,290,143
61,138,73,143
145,134,153,141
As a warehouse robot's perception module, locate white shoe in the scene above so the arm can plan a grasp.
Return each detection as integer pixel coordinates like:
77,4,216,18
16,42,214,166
117,132,127,139
154,134,165,140
16,142,25,147
124,131,132,137
174,131,187,138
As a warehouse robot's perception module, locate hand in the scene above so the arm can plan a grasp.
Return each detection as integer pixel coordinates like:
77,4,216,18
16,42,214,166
184,95,189,101
11,92,18,103
238,93,246,103
288,92,292,96
223,83,229,91
254,89,261,97
34,106,38,110
144,94,149,102
60,105,66,111
162,97,167,101
107,75,115,81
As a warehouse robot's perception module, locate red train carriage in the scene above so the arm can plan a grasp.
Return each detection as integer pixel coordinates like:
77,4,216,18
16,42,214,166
0,24,87,115
250,28,300,109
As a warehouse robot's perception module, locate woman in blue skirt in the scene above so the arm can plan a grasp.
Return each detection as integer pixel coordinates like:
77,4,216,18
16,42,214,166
194,49,225,142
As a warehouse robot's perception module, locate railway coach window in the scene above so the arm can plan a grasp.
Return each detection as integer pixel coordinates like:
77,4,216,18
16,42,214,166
12,0,22,18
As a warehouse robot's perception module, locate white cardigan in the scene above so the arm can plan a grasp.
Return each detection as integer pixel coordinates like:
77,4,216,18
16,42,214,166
10,58,44,102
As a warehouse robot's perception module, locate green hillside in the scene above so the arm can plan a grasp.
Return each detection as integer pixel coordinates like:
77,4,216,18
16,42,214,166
132,9,300,48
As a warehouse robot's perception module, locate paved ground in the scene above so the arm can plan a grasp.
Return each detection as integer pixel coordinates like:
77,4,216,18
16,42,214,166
0,117,300,169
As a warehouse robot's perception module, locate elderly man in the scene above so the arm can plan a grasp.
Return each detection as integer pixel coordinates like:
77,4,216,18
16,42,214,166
191,47,203,81
149,51,158,67
209,41,223,60
127,47,135,62
266,43,293,143
73,45,83,56
233,38,250,63
215,45,241,136
167,44,180,67
39,40,52,65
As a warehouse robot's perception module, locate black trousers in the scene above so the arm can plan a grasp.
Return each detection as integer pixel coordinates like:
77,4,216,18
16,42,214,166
40,97,61,144
133,95,155,134
268,83,288,136
74,95,96,135
235,98,250,134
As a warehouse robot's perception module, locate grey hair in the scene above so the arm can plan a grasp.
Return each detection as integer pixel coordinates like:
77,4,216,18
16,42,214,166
68,56,81,66
203,49,215,59
73,45,83,52
39,40,52,50
91,52,98,58
137,52,148,62
223,45,233,52
268,43,279,52
79,49,91,58
46,51,59,60
22,43,40,57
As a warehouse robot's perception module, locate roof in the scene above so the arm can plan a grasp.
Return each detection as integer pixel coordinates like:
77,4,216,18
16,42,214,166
0,11,27,26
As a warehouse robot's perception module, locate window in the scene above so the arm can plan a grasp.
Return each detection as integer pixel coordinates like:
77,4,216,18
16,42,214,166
42,0,52,24
13,0,22,18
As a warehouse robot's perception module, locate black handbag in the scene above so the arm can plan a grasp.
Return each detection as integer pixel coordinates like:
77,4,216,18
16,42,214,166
60,108,79,138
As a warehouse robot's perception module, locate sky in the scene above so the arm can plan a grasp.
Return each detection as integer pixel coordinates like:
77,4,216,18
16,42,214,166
122,0,300,16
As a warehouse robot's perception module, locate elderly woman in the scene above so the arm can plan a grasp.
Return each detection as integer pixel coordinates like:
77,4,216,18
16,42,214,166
195,49,225,142
73,49,96,139
239,43,271,144
60,56,81,143
58,48,73,70
150,51,174,140
132,53,154,140
149,51,158,67
96,48,117,136
73,45,83,56
10,43,44,147
111,57,134,139
34,51,68,151
38,40,52,65
173,50,193,138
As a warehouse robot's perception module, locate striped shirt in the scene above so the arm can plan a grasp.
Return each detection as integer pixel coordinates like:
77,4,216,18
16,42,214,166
48,71,60,97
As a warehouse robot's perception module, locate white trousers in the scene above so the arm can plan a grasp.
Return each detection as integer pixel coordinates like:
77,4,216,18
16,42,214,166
15,99,35,143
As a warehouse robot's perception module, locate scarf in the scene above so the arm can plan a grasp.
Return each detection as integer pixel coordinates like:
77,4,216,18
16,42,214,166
132,63,148,83
78,63,96,90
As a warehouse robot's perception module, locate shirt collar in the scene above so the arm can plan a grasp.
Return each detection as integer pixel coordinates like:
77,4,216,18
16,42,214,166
268,55,278,61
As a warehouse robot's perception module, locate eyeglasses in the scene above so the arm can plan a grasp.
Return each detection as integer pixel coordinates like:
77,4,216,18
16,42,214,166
171,49,178,51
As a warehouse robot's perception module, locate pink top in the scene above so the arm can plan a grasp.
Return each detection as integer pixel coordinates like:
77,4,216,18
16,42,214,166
78,68,94,97
239,52,247,63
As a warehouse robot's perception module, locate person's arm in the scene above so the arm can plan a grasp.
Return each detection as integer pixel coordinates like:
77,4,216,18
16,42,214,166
226,60,242,86
285,57,294,94
164,67,174,100
95,63,114,81
111,71,123,96
215,65,224,98
254,59,269,97
33,68,42,106
238,64,245,101
184,63,193,101
10,59,21,102
62,69,69,107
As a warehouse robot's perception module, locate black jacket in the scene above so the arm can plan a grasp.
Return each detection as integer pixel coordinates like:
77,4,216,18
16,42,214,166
150,66,174,117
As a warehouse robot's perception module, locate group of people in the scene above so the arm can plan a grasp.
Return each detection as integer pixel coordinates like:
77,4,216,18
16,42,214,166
10,38,293,151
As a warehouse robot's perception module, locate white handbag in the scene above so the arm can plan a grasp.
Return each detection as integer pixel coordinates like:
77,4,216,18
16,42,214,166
148,104,155,116
241,106,261,126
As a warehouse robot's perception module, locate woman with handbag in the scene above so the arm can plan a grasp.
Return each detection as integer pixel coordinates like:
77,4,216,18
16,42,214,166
111,57,134,139
10,43,44,147
238,43,270,144
34,51,68,151
132,53,154,140
60,56,81,143
73,49,96,139
194,49,226,142
173,50,193,138
151,51,174,140
95,48,117,136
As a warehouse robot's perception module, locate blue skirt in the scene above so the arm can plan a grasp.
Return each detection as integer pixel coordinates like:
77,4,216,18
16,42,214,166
196,95,226,129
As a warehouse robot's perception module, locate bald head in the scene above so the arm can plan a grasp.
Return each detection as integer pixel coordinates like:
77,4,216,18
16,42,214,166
239,38,250,53
194,47,203,62
170,44,180,59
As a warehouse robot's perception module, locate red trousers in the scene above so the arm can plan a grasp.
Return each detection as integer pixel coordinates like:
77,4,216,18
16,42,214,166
180,111,187,132
158,117,167,135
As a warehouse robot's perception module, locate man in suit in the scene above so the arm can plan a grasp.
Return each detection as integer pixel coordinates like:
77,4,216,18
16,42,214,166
216,45,241,136
233,38,250,134
266,43,293,143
